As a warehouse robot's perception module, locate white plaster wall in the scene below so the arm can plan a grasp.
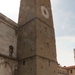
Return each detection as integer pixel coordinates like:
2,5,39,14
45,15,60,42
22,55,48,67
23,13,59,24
0,22,17,58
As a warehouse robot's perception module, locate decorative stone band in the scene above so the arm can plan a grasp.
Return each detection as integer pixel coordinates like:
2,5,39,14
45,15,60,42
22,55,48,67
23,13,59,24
0,53,17,61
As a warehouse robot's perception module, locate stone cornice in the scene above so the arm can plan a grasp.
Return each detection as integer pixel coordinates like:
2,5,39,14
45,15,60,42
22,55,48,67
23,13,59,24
0,13,19,30
0,53,18,61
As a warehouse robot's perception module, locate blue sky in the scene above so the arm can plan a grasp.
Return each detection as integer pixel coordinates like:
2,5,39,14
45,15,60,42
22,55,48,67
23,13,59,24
0,0,75,66
51,0,75,66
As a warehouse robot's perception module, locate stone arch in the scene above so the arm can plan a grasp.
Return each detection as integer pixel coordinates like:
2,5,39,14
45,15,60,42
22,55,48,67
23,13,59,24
0,61,12,75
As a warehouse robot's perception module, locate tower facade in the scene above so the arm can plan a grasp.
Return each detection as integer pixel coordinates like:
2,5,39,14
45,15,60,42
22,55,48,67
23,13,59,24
18,0,57,75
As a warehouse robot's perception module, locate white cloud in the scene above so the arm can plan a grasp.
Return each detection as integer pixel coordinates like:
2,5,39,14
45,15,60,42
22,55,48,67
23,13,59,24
0,0,20,22
61,11,75,29
51,0,60,6
51,0,75,66
0,0,20,12
57,47,74,66
56,36,75,66
56,36,75,43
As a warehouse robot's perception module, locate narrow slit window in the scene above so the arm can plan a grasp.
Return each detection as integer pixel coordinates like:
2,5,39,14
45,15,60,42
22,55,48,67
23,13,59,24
47,43,49,48
23,61,25,65
41,66,43,69
70,70,72,74
49,60,50,66
41,47,42,50
54,70,55,73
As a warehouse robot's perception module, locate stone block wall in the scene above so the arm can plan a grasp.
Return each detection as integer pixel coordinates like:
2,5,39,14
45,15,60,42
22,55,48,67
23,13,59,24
0,13,18,58
0,56,18,75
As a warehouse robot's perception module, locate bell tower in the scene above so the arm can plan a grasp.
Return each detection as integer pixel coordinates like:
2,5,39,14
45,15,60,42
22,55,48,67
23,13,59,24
17,0,57,75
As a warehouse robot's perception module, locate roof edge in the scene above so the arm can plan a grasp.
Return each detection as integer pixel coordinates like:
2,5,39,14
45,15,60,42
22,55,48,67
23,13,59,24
0,13,19,30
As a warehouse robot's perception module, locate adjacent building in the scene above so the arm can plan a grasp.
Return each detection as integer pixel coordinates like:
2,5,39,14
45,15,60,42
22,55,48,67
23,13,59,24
66,65,75,75
58,64,75,75
0,13,18,75
58,64,68,75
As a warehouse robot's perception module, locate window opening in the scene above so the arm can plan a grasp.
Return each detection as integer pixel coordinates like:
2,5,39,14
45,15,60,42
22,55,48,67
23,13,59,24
41,47,42,50
70,70,72,74
41,66,43,69
47,43,49,48
23,61,25,65
49,60,50,66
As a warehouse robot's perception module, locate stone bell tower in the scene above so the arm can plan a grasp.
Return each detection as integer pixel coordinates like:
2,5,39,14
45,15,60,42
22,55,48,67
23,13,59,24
17,0,57,75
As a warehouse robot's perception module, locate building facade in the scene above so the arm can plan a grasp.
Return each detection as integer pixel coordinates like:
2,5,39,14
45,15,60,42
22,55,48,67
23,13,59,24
0,0,57,75
66,66,75,75
57,64,75,75
0,13,18,75
58,64,68,75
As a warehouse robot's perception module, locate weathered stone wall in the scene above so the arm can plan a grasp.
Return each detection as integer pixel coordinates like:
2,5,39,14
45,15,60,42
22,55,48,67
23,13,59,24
36,56,58,75
0,56,18,75
0,13,18,75
18,0,53,28
18,0,57,75
18,56,36,75
17,19,36,59
18,19,57,75
18,0,36,26
36,0,53,28
0,13,18,58
36,19,56,61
